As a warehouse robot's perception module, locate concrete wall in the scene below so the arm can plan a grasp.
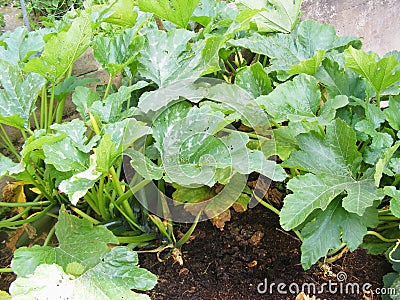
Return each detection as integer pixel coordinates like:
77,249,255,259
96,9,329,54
301,0,400,56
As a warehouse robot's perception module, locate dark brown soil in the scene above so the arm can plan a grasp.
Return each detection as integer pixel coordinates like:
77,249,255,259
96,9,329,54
0,195,393,299
140,206,392,300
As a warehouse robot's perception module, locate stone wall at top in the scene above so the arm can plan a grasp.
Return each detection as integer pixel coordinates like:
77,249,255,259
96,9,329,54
301,0,400,56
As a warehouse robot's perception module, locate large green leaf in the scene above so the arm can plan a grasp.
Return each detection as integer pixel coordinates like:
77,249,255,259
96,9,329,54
280,119,383,230
229,20,360,73
152,102,286,186
0,61,45,129
256,74,321,123
93,28,144,78
24,14,92,83
11,208,118,277
344,46,400,94
50,119,99,153
0,27,46,65
11,249,156,300
138,0,199,28
10,210,156,300
138,29,224,87
59,154,102,205
235,62,272,98
103,118,152,150
256,74,348,126
236,0,301,33
43,138,89,173
315,56,366,99
300,198,378,269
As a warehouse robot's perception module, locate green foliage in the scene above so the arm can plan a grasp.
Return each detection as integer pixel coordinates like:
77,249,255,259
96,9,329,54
1,0,400,294
10,208,157,299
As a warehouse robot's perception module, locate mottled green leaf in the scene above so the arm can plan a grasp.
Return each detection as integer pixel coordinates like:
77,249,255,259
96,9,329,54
300,198,378,269
138,0,199,28
59,155,102,205
72,86,101,121
229,20,359,73
81,82,148,123
138,29,224,87
43,138,89,173
235,62,272,97
0,27,46,65
281,119,383,230
153,102,286,186
93,28,144,78
50,119,99,153
344,46,400,94
0,61,45,129
125,148,164,180
11,207,118,277
24,14,92,83
236,0,301,33
256,74,320,122
384,186,400,219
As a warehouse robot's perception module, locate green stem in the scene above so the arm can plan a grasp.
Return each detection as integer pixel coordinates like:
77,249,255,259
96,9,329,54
0,268,13,273
25,171,54,203
103,76,113,100
377,223,400,230
110,167,136,221
47,84,55,130
97,177,108,219
33,111,40,130
0,204,55,228
83,193,101,216
41,84,48,130
115,180,152,205
366,230,398,243
253,193,303,241
117,234,156,244
43,223,56,246
108,195,145,232
379,216,400,222
69,206,100,224
0,125,20,159
55,97,66,124
376,92,381,108
253,193,281,216
0,200,51,207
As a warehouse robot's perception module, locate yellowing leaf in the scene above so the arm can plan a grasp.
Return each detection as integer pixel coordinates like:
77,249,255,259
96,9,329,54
2,181,28,214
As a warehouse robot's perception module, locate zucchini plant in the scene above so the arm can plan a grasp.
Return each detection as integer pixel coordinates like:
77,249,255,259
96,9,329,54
0,0,400,298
